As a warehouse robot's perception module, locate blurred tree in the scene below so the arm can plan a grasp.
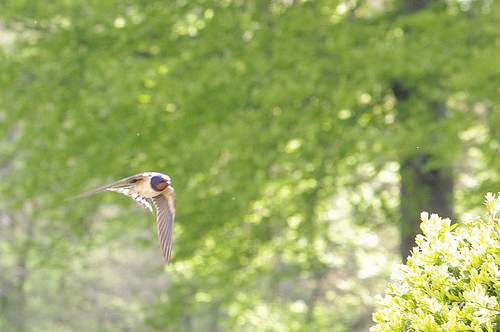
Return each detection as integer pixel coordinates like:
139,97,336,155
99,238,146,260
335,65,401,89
0,0,499,331
395,0,455,262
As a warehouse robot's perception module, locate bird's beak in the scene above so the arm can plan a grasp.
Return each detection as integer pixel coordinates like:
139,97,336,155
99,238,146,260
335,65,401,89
157,180,170,191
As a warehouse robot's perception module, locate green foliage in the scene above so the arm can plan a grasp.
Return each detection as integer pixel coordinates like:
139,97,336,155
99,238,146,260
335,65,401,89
0,0,499,331
372,193,500,332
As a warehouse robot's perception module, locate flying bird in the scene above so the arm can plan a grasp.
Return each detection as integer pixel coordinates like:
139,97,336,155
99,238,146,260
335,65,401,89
77,172,176,264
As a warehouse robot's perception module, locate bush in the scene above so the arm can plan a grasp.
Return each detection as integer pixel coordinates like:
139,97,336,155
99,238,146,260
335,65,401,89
371,193,500,332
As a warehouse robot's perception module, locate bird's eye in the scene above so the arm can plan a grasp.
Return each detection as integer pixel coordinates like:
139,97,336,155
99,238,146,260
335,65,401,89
151,176,168,192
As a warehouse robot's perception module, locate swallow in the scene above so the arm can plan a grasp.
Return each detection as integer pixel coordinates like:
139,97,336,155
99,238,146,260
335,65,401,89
77,172,176,264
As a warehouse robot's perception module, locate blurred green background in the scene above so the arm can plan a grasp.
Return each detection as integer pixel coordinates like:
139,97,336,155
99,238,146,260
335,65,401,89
0,0,499,331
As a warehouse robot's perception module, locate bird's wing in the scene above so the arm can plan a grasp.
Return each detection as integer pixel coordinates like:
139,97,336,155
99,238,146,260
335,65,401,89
108,187,153,212
72,173,149,199
152,187,176,264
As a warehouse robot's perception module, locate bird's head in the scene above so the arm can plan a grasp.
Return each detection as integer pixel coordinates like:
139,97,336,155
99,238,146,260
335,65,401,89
150,175,171,192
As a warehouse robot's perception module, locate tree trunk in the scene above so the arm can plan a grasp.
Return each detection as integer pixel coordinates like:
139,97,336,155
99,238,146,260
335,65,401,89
404,0,432,11
7,212,35,332
399,154,454,261
13,251,28,332
394,0,454,262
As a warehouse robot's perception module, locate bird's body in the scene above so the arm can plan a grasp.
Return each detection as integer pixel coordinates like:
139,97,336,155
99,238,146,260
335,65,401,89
134,175,164,198
78,172,176,264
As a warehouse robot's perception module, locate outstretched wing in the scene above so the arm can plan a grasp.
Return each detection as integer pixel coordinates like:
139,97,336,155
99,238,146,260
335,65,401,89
73,173,154,211
107,187,153,212
72,173,149,199
152,187,176,264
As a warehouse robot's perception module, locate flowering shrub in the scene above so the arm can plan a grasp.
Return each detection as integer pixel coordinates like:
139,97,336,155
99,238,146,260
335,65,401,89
371,193,500,332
